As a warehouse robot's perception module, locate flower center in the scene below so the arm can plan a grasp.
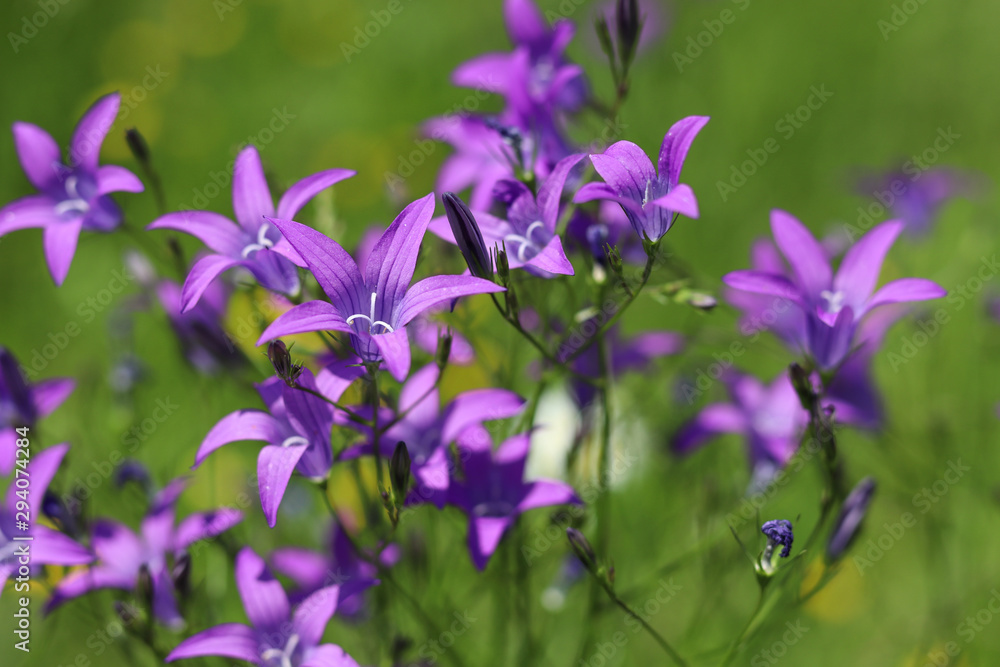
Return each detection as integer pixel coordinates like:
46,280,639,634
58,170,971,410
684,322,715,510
54,175,90,217
472,500,515,517
346,292,395,334
241,224,276,258
261,633,300,667
280,436,309,449
820,289,846,314
504,221,547,262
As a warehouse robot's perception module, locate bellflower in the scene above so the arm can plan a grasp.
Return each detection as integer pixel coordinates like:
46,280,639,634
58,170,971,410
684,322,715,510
723,211,947,369
271,522,399,614
0,93,144,285
157,278,244,375
430,154,585,277
147,145,354,311
574,115,709,243
1,444,93,596
0,347,75,476
759,519,794,577
858,167,975,237
166,547,369,666
342,364,525,507
194,364,362,527
47,478,243,628
448,432,580,570
256,193,504,381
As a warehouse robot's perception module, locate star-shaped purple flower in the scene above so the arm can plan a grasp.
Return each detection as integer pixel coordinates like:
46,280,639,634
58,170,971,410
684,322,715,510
0,347,74,476
157,277,244,375
430,154,584,277
342,364,525,507
0,93,144,284
195,364,362,527
47,477,243,628
448,432,580,570
147,145,354,311
167,547,369,666
1,444,93,596
256,193,504,381
723,210,947,369
574,116,709,243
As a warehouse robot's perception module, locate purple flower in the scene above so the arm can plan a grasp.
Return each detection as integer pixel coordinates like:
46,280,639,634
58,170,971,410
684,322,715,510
157,278,243,375
0,347,74,476
1,444,93,596
256,193,504,381
48,478,242,628
270,522,398,615
570,325,683,408
0,93,144,284
147,146,354,311
448,432,580,570
194,364,362,527
858,167,976,237
430,154,585,277
342,364,525,507
574,116,709,243
674,370,807,489
723,210,947,369
761,519,793,558
166,547,368,666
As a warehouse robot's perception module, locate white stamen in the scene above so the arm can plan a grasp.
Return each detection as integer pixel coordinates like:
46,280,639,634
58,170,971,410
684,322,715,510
54,199,89,217
280,436,309,449
65,175,81,199
345,292,395,333
503,233,535,262
525,221,545,240
820,289,846,314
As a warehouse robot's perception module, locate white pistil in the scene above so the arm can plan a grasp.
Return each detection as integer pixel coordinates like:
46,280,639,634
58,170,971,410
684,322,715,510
260,633,300,667
280,436,309,449
345,292,395,334
54,175,90,217
820,289,846,314
241,224,276,258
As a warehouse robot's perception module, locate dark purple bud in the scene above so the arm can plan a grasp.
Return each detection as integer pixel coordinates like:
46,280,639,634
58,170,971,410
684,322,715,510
435,328,453,371
267,340,303,386
566,527,597,572
115,459,152,491
172,551,192,598
136,564,154,610
390,441,411,504
587,224,610,263
761,519,794,559
125,128,151,166
0,347,36,425
827,477,876,561
494,244,510,288
615,0,641,71
442,192,492,280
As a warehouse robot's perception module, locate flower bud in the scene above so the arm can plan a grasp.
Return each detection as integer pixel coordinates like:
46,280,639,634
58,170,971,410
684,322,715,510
566,527,597,573
172,551,192,598
390,441,411,504
757,519,794,577
494,244,510,287
267,340,303,386
615,0,642,72
125,128,151,166
826,477,876,562
442,192,492,280
435,328,453,370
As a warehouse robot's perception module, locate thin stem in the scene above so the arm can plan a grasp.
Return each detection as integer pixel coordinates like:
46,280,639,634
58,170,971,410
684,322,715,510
717,592,764,667
603,584,688,666
290,383,367,426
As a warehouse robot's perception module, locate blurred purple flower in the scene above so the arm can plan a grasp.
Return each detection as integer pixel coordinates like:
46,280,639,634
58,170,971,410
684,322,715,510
0,93,144,285
48,478,242,628
1,444,93,596
724,210,946,369
0,347,74,476
148,145,354,311
827,477,876,561
575,116,709,243
194,364,362,527
166,547,368,666
157,277,243,375
448,432,579,570
270,522,398,616
858,167,977,237
430,154,585,277
257,194,503,381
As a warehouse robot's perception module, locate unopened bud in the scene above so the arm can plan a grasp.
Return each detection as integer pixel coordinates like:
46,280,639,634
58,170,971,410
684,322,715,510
615,0,642,72
390,441,411,504
442,192,492,280
826,477,876,562
566,527,597,573
125,128,151,166
435,328,453,370
267,340,303,386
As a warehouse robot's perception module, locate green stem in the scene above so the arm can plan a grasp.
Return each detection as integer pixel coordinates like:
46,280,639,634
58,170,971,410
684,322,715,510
717,592,764,667
603,584,688,666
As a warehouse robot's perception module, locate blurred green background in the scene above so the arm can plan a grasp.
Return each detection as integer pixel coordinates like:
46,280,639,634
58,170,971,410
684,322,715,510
1,0,998,665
